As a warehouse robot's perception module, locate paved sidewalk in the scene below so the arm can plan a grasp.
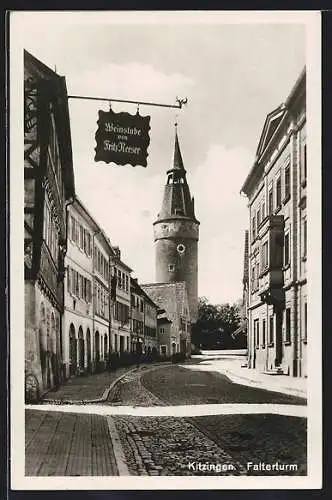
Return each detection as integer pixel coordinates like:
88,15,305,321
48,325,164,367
188,356,307,399
25,409,118,476
41,366,135,403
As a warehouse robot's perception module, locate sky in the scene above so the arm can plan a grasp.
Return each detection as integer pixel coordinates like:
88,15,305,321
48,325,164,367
15,11,308,304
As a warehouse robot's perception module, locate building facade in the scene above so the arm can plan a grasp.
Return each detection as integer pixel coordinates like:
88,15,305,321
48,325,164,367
93,229,113,371
111,247,132,355
63,198,134,377
142,282,191,357
24,51,75,401
157,309,173,358
153,127,199,324
64,198,96,377
131,278,158,355
241,68,307,377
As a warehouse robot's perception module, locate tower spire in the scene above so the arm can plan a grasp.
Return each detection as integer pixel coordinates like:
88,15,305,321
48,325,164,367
153,123,200,322
172,123,185,171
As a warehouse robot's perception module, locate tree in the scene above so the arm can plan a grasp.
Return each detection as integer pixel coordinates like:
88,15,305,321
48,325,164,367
192,297,244,349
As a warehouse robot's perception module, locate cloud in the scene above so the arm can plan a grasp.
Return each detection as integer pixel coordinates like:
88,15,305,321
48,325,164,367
191,144,253,304
68,62,195,104
77,143,252,306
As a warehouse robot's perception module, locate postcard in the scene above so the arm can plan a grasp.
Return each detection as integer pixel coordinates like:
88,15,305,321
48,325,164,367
9,9,322,490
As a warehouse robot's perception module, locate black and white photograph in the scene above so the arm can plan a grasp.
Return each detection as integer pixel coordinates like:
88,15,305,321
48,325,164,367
9,10,322,490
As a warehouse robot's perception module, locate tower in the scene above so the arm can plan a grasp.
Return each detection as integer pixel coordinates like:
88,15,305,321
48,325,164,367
153,126,200,322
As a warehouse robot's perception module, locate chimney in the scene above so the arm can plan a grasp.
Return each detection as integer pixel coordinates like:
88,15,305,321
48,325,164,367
113,246,121,261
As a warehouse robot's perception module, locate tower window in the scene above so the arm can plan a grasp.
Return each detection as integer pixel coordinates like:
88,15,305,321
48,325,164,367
168,264,175,272
177,244,186,254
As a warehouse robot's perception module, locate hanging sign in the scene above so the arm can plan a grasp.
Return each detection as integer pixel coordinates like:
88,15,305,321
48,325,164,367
95,108,151,167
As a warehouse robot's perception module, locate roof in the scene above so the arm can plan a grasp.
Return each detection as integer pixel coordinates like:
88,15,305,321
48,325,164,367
70,196,134,270
241,67,306,196
168,127,186,172
255,105,286,160
24,50,75,200
154,127,199,225
141,282,189,320
131,278,159,308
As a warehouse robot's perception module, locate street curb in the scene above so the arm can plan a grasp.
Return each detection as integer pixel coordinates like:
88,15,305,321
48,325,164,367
222,369,307,399
39,362,173,405
107,416,130,476
41,367,138,405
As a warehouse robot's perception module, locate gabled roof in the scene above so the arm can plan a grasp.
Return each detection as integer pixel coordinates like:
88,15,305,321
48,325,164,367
241,67,306,197
255,104,286,159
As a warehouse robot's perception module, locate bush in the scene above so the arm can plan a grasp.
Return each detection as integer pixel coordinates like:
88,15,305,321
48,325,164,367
171,352,186,364
191,347,202,355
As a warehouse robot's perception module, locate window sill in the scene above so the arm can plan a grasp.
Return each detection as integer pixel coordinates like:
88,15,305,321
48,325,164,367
302,339,307,345
284,340,291,346
301,179,307,188
282,194,291,205
268,342,274,347
301,255,307,262
260,345,266,349
283,264,291,271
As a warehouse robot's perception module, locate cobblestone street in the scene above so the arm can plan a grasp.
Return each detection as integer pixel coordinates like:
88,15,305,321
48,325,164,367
25,362,307,477
109,364,307,476
141,364,307,406
112,415,246,476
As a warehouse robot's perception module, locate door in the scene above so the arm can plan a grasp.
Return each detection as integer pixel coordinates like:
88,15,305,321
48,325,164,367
275,310,283,366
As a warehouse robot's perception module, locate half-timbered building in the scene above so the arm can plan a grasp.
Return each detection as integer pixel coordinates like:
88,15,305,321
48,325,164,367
24,50,75,401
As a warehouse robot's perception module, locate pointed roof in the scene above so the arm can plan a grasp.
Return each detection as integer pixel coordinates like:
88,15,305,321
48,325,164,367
169,126,186,173
154,126,199,223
